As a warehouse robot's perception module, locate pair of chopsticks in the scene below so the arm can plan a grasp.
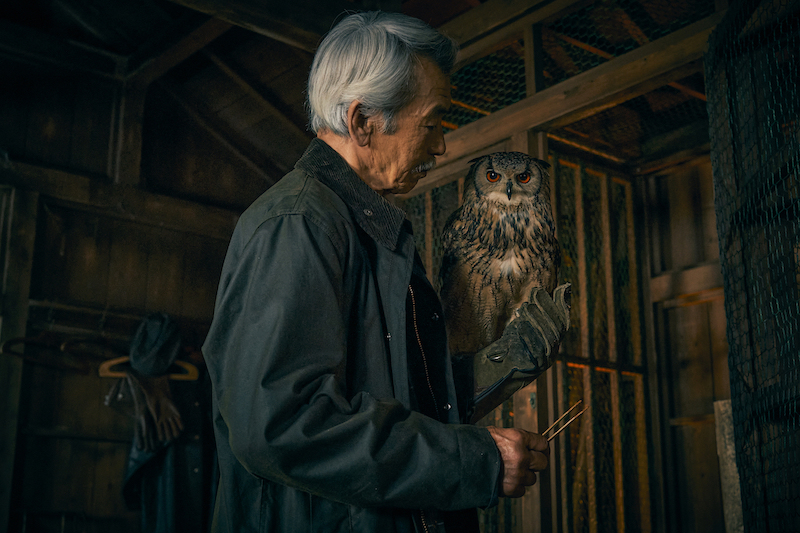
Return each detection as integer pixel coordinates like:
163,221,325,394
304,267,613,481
543,400,589,442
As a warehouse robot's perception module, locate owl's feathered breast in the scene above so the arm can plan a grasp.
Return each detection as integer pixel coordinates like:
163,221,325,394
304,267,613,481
438,151,561,354
441,192,558,292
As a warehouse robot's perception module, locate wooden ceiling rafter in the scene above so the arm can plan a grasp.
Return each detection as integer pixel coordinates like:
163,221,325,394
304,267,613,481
0,19,125,79
50,0,140,53
201,48,312,144
125,15,234,85
165,0,401,53
157,79,283,185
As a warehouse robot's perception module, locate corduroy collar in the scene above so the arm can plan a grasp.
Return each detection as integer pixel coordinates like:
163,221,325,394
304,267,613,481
295,138,408,251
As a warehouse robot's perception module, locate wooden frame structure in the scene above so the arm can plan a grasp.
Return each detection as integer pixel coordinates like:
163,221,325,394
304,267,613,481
0,0,731,530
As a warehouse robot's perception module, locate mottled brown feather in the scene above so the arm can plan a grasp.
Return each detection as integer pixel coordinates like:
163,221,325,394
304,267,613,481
439,152,560,356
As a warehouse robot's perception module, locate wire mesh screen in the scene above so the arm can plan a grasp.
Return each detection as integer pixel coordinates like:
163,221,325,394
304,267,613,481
705,0,800,530
442,0,715,137
445,40,526,132
542,0,715,88
553,156,648,533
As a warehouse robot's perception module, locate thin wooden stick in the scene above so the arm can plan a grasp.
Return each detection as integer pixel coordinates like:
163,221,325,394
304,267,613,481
543,399,583,436
547,407,589,442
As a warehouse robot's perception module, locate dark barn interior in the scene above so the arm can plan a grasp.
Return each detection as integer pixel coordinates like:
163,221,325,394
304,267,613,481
1,0,798,531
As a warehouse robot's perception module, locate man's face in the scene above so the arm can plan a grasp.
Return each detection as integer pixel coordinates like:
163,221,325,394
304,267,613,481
367,57,451,196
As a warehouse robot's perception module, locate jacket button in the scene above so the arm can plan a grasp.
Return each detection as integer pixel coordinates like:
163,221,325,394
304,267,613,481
444,403,452,411
386,333,392,341
432,313,440,321
363,209,373,216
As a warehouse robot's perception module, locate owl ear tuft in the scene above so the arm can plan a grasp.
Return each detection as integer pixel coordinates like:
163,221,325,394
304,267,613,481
468,154,490,166
530,157,551,169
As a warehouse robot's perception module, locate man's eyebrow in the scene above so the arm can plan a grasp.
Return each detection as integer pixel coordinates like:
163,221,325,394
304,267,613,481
429,104,450,117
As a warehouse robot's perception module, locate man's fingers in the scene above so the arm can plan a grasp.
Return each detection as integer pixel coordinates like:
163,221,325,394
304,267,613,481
521,430,549,454
488,427,550,497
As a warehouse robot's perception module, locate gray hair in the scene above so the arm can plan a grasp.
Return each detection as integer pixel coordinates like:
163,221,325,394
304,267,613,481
306,11,458,136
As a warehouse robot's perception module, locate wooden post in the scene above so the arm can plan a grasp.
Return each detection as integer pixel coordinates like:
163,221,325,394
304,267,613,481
109,80,147,186
0,188,38,533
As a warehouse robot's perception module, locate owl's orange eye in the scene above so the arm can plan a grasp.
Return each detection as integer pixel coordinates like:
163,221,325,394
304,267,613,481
518,172,531,184
486,170,500,182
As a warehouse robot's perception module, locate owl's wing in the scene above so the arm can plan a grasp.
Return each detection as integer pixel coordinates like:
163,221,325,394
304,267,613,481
440,213,502,355
440,255,496,356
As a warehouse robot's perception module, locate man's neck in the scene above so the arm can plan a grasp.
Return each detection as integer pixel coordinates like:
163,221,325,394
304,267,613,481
316,131,386,197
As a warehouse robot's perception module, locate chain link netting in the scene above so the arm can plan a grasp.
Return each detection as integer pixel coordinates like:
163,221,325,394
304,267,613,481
706,0,800,530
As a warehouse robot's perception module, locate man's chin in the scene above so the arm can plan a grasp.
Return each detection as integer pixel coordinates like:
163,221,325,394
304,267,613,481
388,177,423,196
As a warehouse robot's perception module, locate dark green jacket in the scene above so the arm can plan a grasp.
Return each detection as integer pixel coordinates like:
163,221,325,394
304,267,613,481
203,139,501,532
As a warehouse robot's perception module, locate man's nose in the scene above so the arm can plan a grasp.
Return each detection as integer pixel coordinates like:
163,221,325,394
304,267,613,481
430,126,446,156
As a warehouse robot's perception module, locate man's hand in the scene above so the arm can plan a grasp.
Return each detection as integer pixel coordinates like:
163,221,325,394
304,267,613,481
486,426,549,497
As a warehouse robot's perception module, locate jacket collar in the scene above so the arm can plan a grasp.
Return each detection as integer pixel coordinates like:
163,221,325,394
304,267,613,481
296,138,408,251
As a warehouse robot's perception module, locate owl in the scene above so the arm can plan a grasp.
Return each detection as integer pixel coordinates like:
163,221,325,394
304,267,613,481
439,151,560,357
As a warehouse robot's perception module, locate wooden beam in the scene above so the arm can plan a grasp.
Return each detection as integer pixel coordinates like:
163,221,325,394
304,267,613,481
438,12,723,169
438,0,554,45
0,161,240,241
649,262,724,303
0,20,124,79
454,0,588,69
126,15,233,84
51,0,137,52
157,79,285,181
164,0,334,52
165,0,404,52
109,80,148,186
0,188,38,533
202,49,312,143
553,25,706,101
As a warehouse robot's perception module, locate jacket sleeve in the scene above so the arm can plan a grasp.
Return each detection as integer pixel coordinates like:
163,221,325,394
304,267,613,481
203,211,501,511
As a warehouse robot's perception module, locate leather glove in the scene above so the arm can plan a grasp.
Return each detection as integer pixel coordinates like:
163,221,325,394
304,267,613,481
470,283,571,423
125,372,159,452
127,370,184,444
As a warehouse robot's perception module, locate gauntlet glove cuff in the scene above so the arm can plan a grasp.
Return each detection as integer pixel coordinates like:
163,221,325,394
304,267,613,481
469,283,571,423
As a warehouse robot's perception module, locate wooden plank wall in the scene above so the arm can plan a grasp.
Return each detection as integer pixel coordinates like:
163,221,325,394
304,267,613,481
0,56,247,533
10,200,229,532
641,157,731,533
0,69,116,179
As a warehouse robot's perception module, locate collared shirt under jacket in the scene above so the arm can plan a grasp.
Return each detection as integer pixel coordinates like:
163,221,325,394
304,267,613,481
202,138,501,532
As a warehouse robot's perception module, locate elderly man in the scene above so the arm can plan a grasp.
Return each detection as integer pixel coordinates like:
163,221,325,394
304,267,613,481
202,11,569,533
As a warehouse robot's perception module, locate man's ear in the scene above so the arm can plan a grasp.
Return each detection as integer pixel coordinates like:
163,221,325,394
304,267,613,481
347,100,372,147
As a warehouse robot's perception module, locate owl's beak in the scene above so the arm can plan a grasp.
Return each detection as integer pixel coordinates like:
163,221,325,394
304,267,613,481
506,181,513,200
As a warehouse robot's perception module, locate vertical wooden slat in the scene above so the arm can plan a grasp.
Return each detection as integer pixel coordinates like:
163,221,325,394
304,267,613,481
555,361,568,533
624,180,643,366
599,174,616,363
513,381,541,533
145,227,186,316
584,366,597,533
599,171,625,531
457,176,465,206
0,189,38,532
575,165,589,360
635,374,652,533
106,219,150,311
110,80,147,186
638,177,668,532
611,371,625,532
